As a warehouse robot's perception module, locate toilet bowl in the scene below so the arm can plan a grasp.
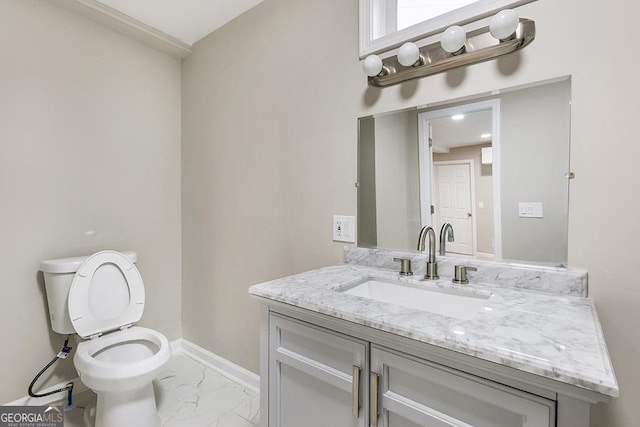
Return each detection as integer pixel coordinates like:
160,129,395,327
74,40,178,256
74,327,169,393
40,250,170,427
74,327,170,427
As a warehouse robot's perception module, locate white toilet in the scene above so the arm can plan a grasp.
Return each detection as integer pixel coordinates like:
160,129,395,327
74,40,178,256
40,250,170,427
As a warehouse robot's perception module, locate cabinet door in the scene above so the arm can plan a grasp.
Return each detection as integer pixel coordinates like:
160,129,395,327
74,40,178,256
269,314,368,427
371,346,555,427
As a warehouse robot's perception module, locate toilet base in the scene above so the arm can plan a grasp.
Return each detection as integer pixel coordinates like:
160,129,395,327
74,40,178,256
92,383,160,427
82,400,95,427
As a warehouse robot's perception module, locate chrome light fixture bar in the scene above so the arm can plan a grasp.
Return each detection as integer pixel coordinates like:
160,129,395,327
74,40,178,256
365,17,535,88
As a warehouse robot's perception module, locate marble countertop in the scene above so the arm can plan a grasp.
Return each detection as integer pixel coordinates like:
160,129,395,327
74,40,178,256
249,263,618,397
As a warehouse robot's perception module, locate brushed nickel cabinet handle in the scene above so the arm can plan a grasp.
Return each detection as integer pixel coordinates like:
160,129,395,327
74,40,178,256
370,372,379,427
352,365,361,418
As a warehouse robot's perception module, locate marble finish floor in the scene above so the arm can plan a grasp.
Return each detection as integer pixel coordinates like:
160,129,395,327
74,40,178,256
63,353,259,427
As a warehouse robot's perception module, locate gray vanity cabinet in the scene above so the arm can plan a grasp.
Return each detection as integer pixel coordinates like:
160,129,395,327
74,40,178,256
268,314,369,427
371,347,555,427
267,312,555,427
261,312,556,427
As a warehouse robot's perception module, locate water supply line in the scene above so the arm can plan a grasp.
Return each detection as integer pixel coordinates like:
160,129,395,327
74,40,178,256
28,335,75,408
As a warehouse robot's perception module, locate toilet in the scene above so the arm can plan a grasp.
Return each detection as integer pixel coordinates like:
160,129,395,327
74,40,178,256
40,250,170,427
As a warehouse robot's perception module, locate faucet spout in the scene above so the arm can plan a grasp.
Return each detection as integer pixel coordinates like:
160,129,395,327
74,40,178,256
439,223,454,256
416,226,438,280
417,226,436,262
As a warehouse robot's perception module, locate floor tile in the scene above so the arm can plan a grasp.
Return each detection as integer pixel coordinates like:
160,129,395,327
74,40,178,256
61,353,259,427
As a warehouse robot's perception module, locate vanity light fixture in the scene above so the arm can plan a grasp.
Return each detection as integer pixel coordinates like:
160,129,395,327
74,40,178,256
397,42,425,67
451,114,465,120
363,54,390,77
489,9,520,40
362,9,535,87
441,26,467,54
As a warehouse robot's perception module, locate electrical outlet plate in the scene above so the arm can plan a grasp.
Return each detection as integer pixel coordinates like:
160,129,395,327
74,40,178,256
333,215,356,243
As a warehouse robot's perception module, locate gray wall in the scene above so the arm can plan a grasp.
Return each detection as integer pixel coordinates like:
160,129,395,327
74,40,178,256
181,0,361,374
500,80,570,264
0,0,182,403
182,1,640,425
374,111,420,249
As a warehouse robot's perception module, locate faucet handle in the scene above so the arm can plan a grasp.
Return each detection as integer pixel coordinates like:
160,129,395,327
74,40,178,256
393,258,413,276
453,265,477,284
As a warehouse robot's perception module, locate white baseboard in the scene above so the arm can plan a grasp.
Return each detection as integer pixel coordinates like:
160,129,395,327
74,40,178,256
171,338,260,395
4,338,259,407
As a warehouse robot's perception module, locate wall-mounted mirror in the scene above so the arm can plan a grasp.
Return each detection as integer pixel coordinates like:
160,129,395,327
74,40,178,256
357,77,571,266
359,0,536,57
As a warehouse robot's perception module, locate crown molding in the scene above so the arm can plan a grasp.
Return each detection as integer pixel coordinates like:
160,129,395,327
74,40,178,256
48,0,192,59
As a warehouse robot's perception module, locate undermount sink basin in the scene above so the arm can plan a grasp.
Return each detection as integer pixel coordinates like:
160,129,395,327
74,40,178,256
340,277,490,320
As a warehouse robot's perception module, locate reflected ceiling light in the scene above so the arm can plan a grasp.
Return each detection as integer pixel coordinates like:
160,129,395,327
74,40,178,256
440,25,466,54
451,114,465,120
397,42,425,67
490,9,520,40
481,133,492,138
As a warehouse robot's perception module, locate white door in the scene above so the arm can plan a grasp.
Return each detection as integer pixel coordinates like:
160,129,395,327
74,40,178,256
435,162,474,255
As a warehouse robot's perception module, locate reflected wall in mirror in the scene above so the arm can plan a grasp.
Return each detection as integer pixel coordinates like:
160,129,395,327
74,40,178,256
359,0,536,57
357,77,571,266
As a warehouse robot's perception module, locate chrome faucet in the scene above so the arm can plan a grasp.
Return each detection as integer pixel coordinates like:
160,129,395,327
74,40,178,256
416,226,439,280
439,223,454,256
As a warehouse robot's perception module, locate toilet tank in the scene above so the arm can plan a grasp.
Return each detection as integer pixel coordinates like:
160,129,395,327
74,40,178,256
40,251,137,335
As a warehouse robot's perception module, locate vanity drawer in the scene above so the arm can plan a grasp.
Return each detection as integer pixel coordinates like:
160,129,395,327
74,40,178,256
371,346,556,427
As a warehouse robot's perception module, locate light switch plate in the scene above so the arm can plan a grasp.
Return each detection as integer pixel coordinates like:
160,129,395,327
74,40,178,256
518,202,544,218
333,215,356,243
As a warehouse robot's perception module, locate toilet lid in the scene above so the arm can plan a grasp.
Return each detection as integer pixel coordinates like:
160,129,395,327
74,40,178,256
68,250,145,339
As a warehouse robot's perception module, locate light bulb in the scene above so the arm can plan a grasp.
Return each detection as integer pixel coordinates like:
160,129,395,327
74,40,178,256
363,55,383,77
397,42,420,67
440,26,466,54
489,9,519,40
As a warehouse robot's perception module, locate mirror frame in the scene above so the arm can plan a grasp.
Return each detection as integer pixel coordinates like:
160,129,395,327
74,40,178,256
359,0,536,58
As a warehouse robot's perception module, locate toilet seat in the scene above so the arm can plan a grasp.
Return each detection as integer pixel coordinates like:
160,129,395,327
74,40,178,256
68,250,145,339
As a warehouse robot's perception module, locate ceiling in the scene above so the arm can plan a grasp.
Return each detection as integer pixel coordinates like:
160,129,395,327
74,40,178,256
431,109,492,152
95,0,264,46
